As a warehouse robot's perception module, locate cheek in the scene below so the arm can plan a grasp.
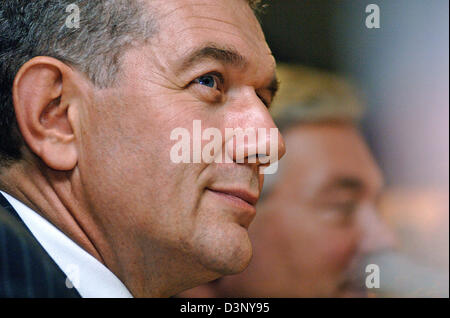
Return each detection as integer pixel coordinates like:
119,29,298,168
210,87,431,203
79,96,203,220
279,212,358,273
319,229,359,271
263,212,314,271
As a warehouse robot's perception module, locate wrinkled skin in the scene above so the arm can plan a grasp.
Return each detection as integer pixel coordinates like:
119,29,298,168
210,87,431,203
180,123,396,297
77,0,285,296
5,0,285,297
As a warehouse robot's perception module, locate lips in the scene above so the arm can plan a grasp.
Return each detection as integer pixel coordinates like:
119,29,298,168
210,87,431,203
206,187,258,228
206,188,259,206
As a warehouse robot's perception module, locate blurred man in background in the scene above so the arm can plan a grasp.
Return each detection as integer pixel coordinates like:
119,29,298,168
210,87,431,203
179,64,397,297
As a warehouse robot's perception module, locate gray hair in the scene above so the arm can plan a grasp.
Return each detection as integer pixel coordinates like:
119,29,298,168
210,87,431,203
0,0,266,166
0,0,157,165
272,63,365,133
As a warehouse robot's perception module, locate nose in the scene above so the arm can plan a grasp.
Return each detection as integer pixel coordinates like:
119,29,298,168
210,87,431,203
224,91,286,170
356,204,397,255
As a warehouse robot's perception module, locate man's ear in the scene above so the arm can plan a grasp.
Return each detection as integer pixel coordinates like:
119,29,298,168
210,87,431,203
13,56,80,171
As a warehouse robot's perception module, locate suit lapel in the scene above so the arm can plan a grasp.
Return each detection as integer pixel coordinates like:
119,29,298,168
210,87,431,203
0,192,81,298
0,192,28,227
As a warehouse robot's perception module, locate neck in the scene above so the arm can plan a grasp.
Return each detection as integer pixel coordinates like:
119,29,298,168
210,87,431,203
0,155,106,266
0,155,219,297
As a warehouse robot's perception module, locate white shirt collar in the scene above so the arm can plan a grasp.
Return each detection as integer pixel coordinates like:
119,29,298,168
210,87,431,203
0,191,133,298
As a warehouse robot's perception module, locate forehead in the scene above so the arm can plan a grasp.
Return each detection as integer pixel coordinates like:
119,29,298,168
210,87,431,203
280,123,383,190
148,0,274,70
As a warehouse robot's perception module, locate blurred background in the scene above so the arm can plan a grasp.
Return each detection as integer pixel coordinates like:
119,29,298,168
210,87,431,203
259,0,448,296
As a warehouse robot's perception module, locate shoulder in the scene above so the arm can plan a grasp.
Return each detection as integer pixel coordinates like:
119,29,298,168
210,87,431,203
0,206,80,298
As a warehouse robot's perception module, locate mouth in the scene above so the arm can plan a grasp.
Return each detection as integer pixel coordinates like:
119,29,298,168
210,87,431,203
207,188,259,206
205,187,259,228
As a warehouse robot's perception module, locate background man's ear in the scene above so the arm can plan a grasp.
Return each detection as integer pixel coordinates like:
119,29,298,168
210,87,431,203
12,56,79,171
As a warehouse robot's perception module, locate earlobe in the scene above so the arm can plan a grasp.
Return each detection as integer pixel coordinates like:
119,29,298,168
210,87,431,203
12,56,78,171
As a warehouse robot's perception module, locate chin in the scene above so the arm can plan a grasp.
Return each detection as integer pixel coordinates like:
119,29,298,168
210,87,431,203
193,222,253,276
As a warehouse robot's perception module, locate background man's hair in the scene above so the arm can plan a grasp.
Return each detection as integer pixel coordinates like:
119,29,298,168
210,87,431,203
271,63,365,133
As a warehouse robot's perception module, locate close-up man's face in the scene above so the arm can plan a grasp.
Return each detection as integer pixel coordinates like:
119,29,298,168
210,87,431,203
210,122,393,297
74,0,284,293
0,0,446,301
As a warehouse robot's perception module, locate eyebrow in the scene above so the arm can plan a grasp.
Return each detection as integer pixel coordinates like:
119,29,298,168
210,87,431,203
324,177,364,193
176,43,279,103
177,44,249,74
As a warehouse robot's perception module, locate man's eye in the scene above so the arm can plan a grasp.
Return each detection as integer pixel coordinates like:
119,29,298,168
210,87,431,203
192,73,223,90
335,202,358,215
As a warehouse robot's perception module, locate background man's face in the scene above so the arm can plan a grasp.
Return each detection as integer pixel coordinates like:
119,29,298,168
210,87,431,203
74,0,283,289
212,122,393,297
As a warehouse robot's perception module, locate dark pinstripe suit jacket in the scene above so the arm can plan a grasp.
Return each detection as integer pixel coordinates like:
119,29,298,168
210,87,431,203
0,193,81,298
